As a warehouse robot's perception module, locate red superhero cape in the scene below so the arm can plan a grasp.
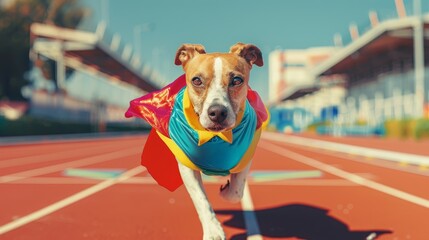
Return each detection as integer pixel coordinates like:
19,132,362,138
125,74,268,191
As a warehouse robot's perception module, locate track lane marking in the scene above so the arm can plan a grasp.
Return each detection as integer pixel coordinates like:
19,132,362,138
262,132,429,167
0,142,135,169
241,182,263,240
2,176,357,186
0,147,140,183
274,138,429,177
259,141,429,209
288,141,429,177
0,166,145,235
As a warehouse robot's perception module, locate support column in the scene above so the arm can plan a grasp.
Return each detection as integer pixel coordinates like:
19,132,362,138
56,41,66,91
413,0,425,117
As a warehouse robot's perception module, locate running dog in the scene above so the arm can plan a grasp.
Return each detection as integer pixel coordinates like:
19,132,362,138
125,43,268,239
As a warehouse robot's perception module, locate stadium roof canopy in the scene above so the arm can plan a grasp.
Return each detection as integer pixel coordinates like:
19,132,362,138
30,23,159,92
311,14,429,85
277,84,320,103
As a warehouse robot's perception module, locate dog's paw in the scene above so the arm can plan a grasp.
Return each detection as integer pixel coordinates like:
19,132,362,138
219,180,242,203
203,218,226,240
203,235,226,240
203,228,226,240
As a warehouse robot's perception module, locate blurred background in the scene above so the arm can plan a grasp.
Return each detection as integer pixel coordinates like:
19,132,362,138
1,0,429,140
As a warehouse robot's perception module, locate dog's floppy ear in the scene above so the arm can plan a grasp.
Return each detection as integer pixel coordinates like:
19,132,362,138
229,43,263,67
174,44,206,67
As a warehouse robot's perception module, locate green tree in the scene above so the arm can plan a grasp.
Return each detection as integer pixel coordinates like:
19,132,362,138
0,0,87,100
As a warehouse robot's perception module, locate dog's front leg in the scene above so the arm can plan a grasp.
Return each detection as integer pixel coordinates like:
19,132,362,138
220,161,251,203
178,163,226,240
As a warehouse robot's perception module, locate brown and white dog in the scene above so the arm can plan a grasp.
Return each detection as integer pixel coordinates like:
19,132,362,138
174,43,263,240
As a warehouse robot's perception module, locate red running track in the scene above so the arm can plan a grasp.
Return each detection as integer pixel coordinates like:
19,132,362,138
0,133,428,240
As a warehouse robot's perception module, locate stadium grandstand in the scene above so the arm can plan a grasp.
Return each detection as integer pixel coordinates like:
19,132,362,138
25,21,161,130
269,0,429,136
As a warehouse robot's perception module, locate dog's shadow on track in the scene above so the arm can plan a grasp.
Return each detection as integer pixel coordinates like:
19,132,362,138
216,203,392,240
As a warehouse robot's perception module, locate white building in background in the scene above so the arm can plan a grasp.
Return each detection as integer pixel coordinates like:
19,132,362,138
268,47,339,104
268,47,347,132
312,5,429,122
269,0,429,136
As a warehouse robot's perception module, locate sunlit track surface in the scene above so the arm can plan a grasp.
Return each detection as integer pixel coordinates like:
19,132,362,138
0,133,428,239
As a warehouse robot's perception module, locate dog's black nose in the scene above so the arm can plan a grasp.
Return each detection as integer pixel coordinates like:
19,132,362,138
207,104,228,123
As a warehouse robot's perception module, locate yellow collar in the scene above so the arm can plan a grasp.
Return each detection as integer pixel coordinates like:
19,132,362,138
182,88,245,146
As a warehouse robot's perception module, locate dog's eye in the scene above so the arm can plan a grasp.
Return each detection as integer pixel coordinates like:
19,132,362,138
231,77,243,86
192,77,203,87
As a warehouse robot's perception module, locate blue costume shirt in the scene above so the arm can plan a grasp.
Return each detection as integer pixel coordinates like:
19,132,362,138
168,88,257,176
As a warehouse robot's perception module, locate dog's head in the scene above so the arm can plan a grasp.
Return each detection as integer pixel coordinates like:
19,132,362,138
174,43,263,132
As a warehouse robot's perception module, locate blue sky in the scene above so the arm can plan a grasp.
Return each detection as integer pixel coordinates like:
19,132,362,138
82,0,426,101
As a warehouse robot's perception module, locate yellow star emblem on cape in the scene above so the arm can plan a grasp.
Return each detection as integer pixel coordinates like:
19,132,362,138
182,88,244,146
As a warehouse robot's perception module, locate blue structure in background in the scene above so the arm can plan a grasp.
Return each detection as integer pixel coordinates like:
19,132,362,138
320,106,339,122
316,105,385,136
269,107,314,133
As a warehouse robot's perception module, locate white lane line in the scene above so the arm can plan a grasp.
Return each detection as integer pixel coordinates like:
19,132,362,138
241,182,263,240
262,132,429,166
0,147,140,183
0,166,145,235
0,142,129,169
4,177,357,186
259,141,429,209
291,142,429,177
